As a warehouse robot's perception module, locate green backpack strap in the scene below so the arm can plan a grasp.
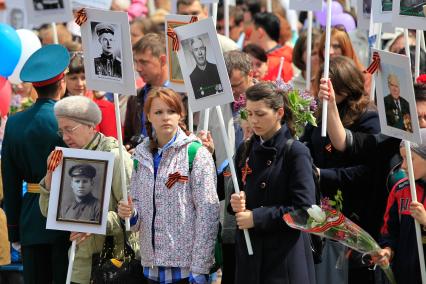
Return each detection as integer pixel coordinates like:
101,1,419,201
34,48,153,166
188,141,202,172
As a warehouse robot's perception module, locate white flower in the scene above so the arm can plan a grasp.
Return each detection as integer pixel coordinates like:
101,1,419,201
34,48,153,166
307,205,326,223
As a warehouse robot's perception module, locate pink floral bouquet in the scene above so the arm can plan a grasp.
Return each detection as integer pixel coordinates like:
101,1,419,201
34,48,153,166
283,202,396,284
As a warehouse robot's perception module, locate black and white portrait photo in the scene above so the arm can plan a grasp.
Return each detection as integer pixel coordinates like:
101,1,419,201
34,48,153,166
9,8,24,29
182,33,223,100
57,158,107,225
33,0,64,11
91,21,123,80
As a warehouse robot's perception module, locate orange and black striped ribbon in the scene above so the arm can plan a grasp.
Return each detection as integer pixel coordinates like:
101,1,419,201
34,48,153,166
189,16,198,23
364,52,380,74
241,160,252,185
48,149,63,172
75,8,88,26
167,26,180,51
165,172,189,189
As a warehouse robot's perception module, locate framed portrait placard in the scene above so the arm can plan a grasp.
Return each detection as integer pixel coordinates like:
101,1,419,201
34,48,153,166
174,18,233,112
372,0,392,23
391,0,426,30
373,49,422,144
357,0,371,30
80,8,136,96
46,147,115,235
25,0,72,26
0,0,29,29
165,14,193,93
289,0,323,11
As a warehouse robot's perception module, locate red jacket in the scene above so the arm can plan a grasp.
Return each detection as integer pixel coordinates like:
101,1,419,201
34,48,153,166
263,45,293,83
94,98,118,139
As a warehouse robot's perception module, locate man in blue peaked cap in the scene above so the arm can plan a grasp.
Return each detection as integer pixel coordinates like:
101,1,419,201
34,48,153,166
1,44,70,284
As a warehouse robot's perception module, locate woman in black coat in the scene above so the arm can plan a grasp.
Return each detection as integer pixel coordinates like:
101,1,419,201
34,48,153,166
301,56,382,284
230,82,316,284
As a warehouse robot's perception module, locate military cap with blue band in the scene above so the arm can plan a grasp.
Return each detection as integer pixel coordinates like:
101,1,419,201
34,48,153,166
95,23,115,36
20,44,70,87
69,164,97,178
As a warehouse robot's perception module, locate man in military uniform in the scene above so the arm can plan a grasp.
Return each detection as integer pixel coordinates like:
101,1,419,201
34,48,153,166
93,23,122,78
60,164,100,223
1,44,70,284
33,0,63,10
384,74,412,132
189,37,223,99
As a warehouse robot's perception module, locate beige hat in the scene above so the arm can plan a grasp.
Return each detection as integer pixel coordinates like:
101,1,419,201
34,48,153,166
54,96,102,126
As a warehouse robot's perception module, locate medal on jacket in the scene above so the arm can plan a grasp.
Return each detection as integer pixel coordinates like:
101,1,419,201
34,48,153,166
241,158,252,185
165,172,189,189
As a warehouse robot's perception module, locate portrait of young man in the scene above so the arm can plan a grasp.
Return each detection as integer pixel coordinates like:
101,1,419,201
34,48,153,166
384,73,412,132
187,35,223,99
93,22,122,79
58,163,101,224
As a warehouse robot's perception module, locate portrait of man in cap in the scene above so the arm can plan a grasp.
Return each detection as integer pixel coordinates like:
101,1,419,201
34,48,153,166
92,22,122,79
184,34,223,100
58,162,102,224
33,0,63,10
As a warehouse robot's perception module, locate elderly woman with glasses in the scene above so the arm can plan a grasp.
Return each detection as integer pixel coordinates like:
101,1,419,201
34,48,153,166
38,95,139,284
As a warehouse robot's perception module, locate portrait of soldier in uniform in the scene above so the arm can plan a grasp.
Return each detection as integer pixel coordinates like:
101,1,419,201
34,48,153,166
33,0,63,10
185,35,223,99
92,22,122,79
384,73,413,132
58,163,102,224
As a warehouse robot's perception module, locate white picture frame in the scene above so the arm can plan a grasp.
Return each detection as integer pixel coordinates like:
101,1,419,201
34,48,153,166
0,0,29,29
47,147,115,235
289,0,323,11
372,0,393,23
391,0,426,30
25,0,72,26
165,14,194,93
80,8,136,96
72,0,113,10
174,18,234,112
373,48,422,144
356,0,371,30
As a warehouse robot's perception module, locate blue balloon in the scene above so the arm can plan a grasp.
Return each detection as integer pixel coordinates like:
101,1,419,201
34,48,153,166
0,24,22,77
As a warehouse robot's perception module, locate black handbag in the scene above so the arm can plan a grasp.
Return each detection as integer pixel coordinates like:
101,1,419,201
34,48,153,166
90,225,145,284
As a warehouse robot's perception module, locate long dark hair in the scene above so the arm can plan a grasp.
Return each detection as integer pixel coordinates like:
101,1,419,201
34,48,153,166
314,56,372,127
238,82,296,167
143,87,189,152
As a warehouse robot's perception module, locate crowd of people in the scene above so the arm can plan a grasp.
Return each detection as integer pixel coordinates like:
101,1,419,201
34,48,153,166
1,0,426,284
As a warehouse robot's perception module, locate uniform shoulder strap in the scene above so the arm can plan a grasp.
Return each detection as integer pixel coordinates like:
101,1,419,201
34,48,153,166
188,141,202,172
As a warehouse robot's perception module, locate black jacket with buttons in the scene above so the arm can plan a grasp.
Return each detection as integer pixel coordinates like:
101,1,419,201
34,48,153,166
231,125,316,284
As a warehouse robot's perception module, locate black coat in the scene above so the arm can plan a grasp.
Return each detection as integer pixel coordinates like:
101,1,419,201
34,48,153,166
301,106,384,239
233,125,316,284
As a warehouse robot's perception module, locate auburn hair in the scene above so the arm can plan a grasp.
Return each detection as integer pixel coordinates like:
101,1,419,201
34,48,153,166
143,87,189,152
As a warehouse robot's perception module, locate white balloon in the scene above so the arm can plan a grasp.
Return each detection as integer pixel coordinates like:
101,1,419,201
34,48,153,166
8,29,42,84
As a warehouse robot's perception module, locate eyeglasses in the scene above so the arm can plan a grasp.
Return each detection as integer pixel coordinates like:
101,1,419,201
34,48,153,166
57,124,82,137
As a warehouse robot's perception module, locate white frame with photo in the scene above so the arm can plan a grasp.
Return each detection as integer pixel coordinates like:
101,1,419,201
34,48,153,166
0,0,29,29
356,0,371,30
391,0,426,30
46,147,115,235
80,8,136,96
174,18,233,112
289,0,323,11
373,48,422,144
72,0,113,10
25,0,72,26
165,14,193,93
372,0,392,23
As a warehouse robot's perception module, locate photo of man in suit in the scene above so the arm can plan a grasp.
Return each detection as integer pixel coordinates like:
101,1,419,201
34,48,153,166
188,36,223,99
384,73,412,132
59,164,101,223
93,23,122,79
